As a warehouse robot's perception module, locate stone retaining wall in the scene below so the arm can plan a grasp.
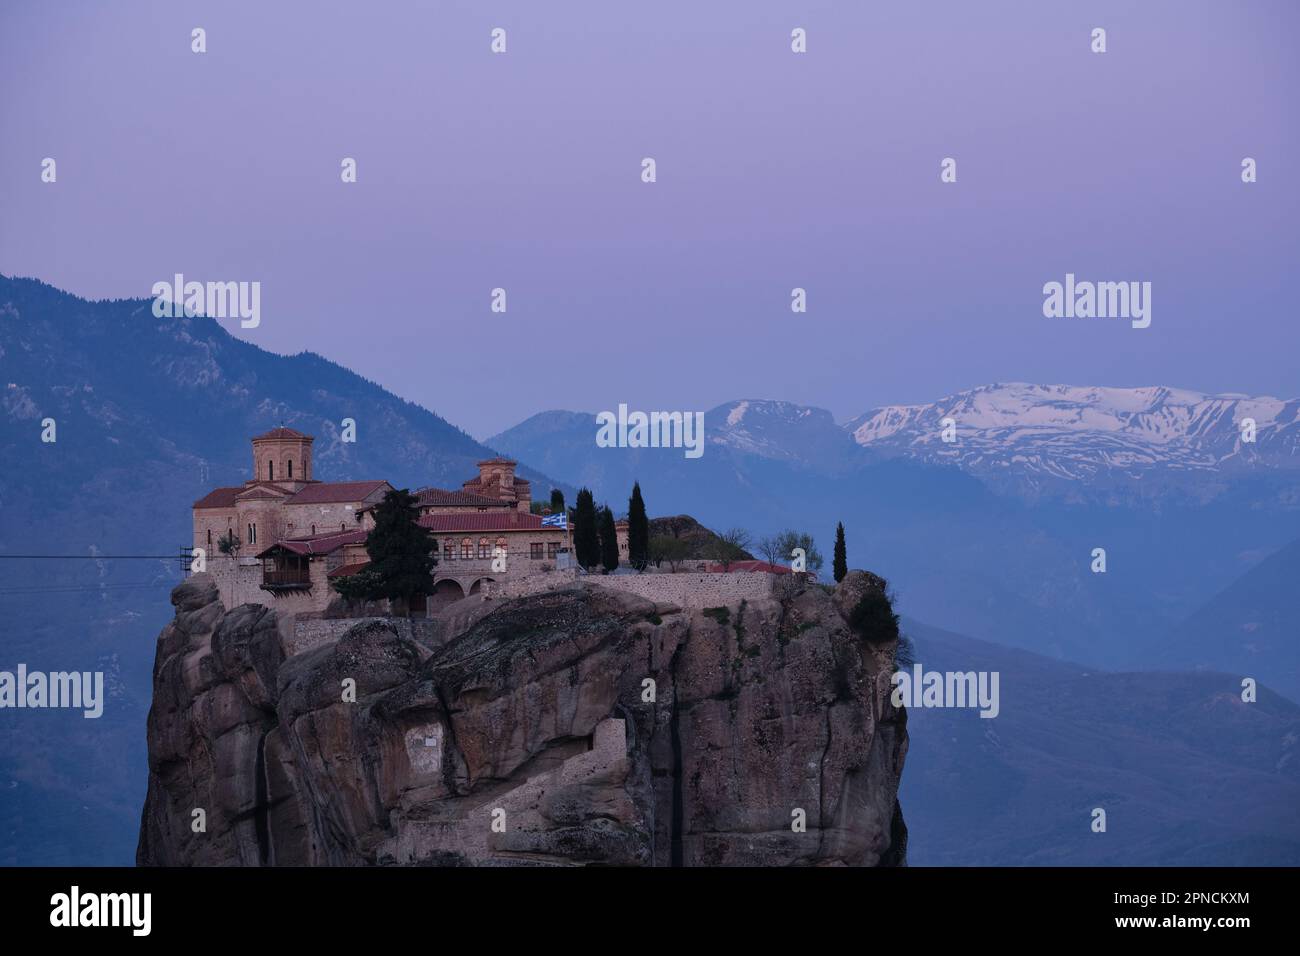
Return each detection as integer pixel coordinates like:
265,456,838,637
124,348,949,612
587,571,779,608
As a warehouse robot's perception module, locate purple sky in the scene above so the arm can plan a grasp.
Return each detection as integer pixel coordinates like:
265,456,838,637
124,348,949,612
2,0,1297,439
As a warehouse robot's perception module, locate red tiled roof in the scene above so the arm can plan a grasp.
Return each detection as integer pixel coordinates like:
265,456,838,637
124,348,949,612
706,560,796,575
415,487,512,508
285,480,390,505
236,486,290,502
254,426,311,441
327,560,371,579
256,528,367,558
419,513,554,533
194,481,302,509
194,486,242,509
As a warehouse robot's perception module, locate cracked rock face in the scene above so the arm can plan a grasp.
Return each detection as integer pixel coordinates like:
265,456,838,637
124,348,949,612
137,571,908,866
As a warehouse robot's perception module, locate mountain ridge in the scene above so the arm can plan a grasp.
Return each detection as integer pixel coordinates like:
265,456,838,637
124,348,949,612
843,382,1300,497
494,383,1300,499
900,616,1300,865
0,273,573,864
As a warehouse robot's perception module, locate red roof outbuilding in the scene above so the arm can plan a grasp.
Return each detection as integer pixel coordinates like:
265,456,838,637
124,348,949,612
327,561,372,579
256,528,367,558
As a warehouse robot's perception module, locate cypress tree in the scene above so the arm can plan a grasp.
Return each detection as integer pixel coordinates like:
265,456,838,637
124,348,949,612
627,482,649,571
333,488,436,615
599,505,620,573
550,488,565,513
833,521,848,583
573,487,600,569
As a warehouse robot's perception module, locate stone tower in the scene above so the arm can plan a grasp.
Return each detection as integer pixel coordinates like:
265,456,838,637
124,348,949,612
251,426,313,488
465,457,531,511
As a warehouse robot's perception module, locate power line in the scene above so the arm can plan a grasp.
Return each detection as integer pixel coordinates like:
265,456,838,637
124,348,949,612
0,555,183,560
0,581,177,595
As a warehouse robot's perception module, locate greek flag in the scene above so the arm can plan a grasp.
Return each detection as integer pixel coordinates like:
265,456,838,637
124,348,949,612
541,513,567,529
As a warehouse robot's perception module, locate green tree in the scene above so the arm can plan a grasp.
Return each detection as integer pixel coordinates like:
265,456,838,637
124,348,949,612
331,488,435,616
706,527,751,571
627,482,650,571
848,589,900,646
756,534,781,566
773,529,823,574
550,488,565,513
648,535,690,571
895,632,916,671
573,487,600,570
217,529,241,556
833,522,848,583
599,505,620,573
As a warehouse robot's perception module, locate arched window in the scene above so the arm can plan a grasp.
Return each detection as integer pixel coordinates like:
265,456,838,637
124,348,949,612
311,524,316,535
444,538,455,561
478,537,490,559
496,537,507,558
207,529,212,546
461,538,472,559
287,459,293,479
268,461,274,480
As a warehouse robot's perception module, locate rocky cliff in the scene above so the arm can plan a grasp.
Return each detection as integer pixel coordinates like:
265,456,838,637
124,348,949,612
137,571,908,866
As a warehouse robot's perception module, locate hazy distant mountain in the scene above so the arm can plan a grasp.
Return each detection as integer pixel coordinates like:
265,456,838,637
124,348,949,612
846,382,1300,500
0,274,570,864
497,386,1300,508
901,618,1300,865
709,399,869,473
1157,537,1300,702
489,404,874,530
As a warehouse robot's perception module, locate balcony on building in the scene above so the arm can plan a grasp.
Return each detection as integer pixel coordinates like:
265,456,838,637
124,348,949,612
259,550,312,591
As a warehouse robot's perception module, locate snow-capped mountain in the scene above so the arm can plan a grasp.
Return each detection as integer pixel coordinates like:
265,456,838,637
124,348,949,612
495,387,1300,505
708,399,865,471
844,383,1300,495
